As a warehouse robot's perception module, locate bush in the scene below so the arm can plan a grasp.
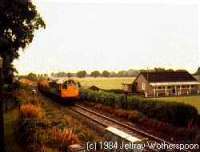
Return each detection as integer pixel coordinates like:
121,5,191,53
128,111,143,122
51,128,80,149
104,89,124,94
20,104,43,119
81,89,198,127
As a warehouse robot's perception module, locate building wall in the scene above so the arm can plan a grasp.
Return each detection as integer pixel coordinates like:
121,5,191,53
135,74,154,96
122,84,132,93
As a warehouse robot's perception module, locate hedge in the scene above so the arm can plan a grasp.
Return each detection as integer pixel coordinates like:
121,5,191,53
80,89,198,127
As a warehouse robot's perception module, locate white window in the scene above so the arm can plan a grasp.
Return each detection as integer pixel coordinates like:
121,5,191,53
142,82,146,90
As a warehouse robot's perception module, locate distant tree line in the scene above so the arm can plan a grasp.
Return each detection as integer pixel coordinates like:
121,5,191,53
19,67,197,80
19,73,48,81
50,68,190,78
51,69,139,78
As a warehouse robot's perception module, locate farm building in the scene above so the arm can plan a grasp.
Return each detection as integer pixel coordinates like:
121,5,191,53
132,71,200,97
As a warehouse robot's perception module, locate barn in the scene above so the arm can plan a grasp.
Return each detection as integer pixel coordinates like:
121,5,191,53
133,71,200,97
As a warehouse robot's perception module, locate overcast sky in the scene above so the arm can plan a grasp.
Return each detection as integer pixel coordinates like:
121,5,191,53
13,0,200,74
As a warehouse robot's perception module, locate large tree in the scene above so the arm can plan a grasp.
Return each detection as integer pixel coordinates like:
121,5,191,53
0,0,45,85
0,1,45,151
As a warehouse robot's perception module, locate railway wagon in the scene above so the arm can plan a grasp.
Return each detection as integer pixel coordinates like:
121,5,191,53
38,79,80,104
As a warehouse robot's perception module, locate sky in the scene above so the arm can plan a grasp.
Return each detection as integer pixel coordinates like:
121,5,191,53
13,0,200,74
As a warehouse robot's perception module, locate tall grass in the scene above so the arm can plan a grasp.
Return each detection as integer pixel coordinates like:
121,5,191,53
20,104,43,119
51,128,80,147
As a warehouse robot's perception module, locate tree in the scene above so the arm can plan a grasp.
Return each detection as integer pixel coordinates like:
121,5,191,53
77,70,87,78
194,67,200,75
51,72,55,77
27,72,37,81
154,67,166,72
0,1,45,151
37,73,48,80
127,69,139,77
56,72,67,77
91,71,100,78
0,0,45,85
67,72,72,78
110,71,117,77
117,70,128,77
102,70,110,77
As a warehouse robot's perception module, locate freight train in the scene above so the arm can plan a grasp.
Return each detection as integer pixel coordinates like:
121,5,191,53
38,79,80,104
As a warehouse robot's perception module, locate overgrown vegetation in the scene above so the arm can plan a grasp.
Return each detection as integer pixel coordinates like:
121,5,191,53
15,86,105,151
17,102,49,152
81,89,198,127
50,128,80,150
20,104,43,119
15,88,80,152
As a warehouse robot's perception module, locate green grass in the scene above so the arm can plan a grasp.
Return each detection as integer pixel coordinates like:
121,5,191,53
76,77,135,90
4,108,25,152
150,95,200,113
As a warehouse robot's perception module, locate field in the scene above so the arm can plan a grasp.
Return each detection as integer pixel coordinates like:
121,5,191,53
76,77,135,90
54,77,135,90
151,96,200,113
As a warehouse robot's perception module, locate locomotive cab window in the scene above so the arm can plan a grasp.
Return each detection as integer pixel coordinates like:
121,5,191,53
63,84,68,89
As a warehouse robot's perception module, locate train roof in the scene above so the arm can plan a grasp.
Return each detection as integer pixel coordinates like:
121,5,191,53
49,78,77,84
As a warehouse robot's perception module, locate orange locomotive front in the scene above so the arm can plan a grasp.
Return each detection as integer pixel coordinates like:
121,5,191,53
60,80,80,100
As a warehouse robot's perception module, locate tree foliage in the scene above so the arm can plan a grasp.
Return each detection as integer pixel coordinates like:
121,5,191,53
195,67,200,75
67,72,72,78
102,70,110,77
77,70,87,78
90,71,100,78
0,0,45,84
27,72,37,81
117,70,127,77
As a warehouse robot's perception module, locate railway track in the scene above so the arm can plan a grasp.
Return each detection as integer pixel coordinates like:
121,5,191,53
71,104,188,152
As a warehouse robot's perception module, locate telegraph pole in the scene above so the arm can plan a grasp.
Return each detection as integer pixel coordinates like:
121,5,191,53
0,56,5,152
